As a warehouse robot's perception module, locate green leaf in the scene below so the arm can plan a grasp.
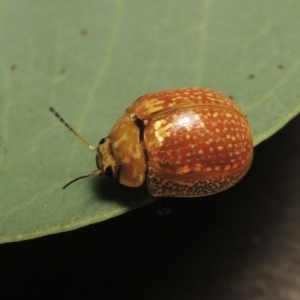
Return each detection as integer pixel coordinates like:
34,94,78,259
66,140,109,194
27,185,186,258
1,0,300,243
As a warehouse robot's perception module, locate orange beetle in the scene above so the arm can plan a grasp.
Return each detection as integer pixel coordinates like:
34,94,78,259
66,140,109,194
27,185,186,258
50,88,253,197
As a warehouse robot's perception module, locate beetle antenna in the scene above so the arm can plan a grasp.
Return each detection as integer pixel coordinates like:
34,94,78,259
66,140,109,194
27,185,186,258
63,169,102,189
49,107,97,150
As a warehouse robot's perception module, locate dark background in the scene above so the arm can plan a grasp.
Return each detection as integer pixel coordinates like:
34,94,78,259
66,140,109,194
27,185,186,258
2,114,300,299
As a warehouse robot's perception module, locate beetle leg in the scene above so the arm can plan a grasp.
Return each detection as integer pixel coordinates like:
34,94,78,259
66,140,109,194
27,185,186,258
157,198,171,216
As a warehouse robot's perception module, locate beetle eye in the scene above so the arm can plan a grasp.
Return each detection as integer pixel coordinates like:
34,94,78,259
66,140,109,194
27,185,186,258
99,138,106,145
104,166,114,179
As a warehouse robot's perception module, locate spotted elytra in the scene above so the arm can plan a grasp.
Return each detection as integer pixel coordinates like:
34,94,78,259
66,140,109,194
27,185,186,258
50,87,253,197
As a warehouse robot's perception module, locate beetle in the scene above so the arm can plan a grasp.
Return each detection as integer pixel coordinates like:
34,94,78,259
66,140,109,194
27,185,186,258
50,87,253,197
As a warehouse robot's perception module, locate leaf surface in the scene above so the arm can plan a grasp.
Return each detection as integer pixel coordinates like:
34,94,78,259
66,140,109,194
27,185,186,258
1,0,300,243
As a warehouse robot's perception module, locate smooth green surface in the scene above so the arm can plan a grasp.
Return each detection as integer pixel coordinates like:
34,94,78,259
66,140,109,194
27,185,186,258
1,0,300,243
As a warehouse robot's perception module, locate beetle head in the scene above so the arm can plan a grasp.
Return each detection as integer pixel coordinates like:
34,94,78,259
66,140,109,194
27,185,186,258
96,137,120,180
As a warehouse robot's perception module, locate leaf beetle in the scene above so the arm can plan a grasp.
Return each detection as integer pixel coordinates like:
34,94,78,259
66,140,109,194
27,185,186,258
50,87,253,197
